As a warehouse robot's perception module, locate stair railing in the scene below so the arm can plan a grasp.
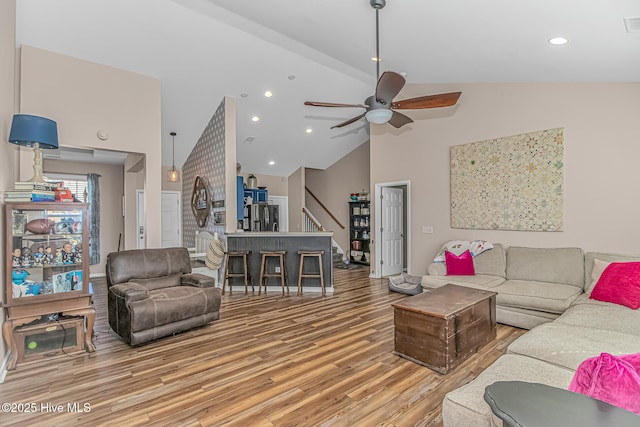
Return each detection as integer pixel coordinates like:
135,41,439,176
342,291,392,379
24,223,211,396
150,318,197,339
302,207,344,257
302,207,325,232
304,186,346,230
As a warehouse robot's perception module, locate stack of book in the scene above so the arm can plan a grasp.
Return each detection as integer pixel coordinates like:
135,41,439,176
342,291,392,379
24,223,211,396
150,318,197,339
4,181,57,202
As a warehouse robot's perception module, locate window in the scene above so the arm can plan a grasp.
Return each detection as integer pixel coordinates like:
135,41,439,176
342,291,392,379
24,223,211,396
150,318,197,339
45,173,88,202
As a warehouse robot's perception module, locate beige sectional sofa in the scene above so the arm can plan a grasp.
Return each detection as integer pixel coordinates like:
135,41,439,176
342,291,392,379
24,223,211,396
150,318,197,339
422,244,640,426
423,244,589,329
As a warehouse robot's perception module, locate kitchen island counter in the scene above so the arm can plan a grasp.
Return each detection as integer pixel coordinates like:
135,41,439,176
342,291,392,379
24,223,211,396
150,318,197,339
226,232,333,293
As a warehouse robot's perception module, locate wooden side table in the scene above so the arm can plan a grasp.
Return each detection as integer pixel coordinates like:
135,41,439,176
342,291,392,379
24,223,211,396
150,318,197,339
2,300,95,370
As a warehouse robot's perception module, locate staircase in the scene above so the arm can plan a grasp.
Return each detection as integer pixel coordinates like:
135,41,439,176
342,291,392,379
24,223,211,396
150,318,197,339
302,207,344,267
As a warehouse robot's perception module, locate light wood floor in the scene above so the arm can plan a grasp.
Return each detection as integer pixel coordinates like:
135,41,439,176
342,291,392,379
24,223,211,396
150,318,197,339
0,267,525,427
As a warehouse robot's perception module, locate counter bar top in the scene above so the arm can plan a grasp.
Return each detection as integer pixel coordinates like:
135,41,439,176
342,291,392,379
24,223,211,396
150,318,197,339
226,231,333,237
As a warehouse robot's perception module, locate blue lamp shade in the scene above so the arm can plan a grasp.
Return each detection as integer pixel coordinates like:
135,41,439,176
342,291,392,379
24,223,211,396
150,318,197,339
8,114,59,149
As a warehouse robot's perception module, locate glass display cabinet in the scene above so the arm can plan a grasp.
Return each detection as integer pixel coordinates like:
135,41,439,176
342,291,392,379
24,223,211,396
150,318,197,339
3,202,95,370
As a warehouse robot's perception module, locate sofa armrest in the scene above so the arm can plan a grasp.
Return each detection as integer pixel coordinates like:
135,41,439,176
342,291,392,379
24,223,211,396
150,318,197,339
181,273,215,288
109,282,149,303
428,262,447,276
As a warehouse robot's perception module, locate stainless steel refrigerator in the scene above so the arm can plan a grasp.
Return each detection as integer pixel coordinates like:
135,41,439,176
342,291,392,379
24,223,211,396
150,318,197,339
249,203,280,232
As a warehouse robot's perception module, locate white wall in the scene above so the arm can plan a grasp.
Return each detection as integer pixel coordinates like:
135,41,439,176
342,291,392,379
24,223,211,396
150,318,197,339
43,159,124,275
306,141,370,256
371,83,640,276
18,45,163,247
0,0,17,378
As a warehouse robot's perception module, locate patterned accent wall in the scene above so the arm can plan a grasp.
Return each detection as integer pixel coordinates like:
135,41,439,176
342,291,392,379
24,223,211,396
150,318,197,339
182,99,227,247
451,128,564,231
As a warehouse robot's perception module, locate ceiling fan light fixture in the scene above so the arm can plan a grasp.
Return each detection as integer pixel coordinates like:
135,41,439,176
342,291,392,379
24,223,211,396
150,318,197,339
365,109,393,124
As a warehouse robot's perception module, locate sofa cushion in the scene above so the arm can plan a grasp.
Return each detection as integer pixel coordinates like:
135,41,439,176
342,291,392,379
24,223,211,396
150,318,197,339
585,252,640,293
507,322,640,371
556,295,640,337
442,354,574,427
130,273,182,291
107,247,192,285
446,250,475,275
492,279,582,314
506,246,585,288
496,305,559,330
473,243,507,277
128,286,220,332
421,274,505,290
586,258,612,295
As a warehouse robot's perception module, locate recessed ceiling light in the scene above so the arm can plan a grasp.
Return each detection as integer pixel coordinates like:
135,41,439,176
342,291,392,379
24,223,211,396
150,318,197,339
251,115,260,122
264,90,273,98
268,161,275,166
240,92,249,98
288,75,296,80
548,36,568,45
305,128,313,134
244,136,255,144
371,56,381,62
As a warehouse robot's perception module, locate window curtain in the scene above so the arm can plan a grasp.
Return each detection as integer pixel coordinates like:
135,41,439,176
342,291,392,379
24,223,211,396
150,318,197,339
87,173,101,265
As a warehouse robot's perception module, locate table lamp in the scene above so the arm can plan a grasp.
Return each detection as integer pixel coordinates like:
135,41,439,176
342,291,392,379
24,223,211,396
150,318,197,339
8,114,59,183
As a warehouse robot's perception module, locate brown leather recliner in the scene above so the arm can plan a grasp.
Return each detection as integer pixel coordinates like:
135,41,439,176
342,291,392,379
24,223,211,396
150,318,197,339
106,247,221,345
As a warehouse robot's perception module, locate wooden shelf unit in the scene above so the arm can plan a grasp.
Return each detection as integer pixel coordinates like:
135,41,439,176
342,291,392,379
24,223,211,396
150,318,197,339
349,200,370,265
3,202,95,370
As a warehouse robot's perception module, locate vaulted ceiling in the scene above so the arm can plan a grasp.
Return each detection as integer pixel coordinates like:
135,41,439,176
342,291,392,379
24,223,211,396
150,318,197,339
16,0,640,176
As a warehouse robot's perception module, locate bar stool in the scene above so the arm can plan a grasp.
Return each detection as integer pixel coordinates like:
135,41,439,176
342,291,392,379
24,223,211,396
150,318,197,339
297,250,325,296
259,250,288,296
222,250,254,295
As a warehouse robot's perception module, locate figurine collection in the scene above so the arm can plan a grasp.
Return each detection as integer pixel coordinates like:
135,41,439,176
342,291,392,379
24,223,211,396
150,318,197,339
11,215,83,298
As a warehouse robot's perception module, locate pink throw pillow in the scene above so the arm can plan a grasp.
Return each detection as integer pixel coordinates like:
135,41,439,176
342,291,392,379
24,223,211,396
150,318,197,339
569,352,640,415
445,250,475,276
590,262,640,309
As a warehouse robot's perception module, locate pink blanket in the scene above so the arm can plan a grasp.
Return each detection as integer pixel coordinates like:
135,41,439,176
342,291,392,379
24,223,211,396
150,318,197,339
569,352,640,415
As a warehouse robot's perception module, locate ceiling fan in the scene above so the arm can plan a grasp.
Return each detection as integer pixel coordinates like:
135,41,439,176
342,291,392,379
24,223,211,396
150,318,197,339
304,0,461,129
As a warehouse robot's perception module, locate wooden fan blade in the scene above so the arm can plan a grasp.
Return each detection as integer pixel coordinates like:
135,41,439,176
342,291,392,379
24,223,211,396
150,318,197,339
304,101,367,108
388,111,413,129
375,71,406,105
331,113,366,129
392,92,462,110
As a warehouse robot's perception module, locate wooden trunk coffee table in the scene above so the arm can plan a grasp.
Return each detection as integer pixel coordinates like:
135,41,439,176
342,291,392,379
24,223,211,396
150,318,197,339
392,284,497,374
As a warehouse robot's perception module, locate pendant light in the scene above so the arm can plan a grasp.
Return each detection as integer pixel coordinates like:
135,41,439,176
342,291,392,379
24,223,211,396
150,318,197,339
168,131,179,182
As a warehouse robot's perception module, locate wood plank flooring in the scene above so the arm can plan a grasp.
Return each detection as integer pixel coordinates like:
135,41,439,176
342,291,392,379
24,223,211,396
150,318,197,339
0,267,525,426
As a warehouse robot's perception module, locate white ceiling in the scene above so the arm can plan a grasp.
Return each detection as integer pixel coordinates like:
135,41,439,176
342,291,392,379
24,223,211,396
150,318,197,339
16,0,640,176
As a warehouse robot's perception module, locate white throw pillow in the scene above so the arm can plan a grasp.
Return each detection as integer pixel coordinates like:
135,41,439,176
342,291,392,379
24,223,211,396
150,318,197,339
587,259,612,295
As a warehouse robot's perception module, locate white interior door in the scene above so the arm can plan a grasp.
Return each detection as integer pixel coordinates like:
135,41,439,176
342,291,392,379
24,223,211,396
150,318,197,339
161,191,181,247
381,187,403,277
137,190,182,249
